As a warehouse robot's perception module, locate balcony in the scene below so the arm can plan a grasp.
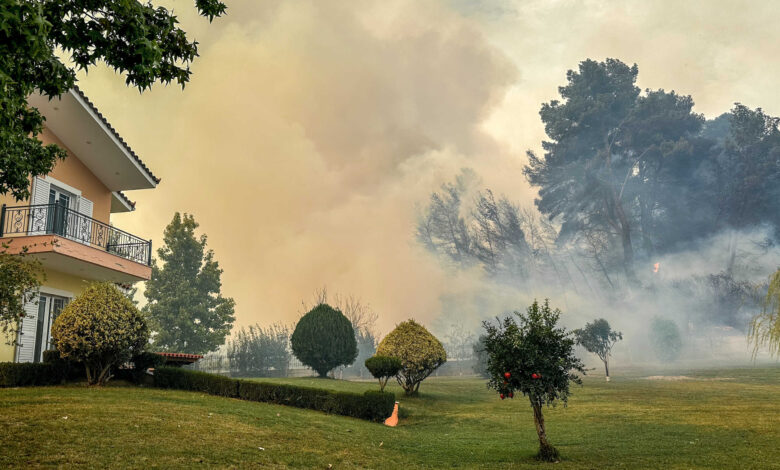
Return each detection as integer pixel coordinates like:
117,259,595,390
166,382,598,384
0,203,152,282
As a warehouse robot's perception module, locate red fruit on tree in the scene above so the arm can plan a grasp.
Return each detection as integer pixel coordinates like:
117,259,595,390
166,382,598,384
509,392,514,398
532,373,539,379
504,372,511,379
500,393,505,400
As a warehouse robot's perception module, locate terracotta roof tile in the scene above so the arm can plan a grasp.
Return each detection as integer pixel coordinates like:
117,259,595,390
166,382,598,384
154,352,204,360
115,190,136,209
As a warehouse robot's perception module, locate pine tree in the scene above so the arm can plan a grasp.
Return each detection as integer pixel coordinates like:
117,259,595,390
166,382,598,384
144,213,235,354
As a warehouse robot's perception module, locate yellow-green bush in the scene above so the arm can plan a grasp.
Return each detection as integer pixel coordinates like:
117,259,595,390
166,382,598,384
376,319,446,395
51,282,148,385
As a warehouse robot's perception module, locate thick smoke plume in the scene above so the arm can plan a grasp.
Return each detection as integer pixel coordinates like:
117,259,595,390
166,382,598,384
71,1,780,368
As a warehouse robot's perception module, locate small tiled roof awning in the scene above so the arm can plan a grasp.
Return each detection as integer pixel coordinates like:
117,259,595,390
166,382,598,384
155,352,204,365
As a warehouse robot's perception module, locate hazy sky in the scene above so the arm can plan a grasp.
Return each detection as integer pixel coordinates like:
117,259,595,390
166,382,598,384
77,0,780,335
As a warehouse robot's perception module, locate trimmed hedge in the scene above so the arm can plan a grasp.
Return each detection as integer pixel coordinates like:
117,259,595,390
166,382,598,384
42,349,84,381
0,362,63,387
153,367,238,397
153,367,395,422
237,381,394,422
126,352,167,383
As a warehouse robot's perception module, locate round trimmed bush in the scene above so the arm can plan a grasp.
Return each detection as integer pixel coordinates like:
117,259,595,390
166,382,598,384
365,355,402,391
51,282,149,385
376,319,446,395
291,303,358,377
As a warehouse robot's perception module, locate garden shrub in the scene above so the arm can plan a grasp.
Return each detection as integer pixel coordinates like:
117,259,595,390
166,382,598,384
41,349,61,364
238,380,394,422
131,352,166,377
42,349,83,381
291,304,358,377
113,352,167,383
0,362,62,387
153,366,238,397
332,390,395,422
376,319,446,395
237,380,332,408
650,317,683,362
151,367,394,422
51,282,149,386
364,355,402,391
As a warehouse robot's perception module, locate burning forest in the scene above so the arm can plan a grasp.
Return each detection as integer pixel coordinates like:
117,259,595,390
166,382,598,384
417,59,780,368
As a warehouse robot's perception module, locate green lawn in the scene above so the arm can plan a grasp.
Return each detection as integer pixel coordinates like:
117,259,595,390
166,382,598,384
1,366,779,469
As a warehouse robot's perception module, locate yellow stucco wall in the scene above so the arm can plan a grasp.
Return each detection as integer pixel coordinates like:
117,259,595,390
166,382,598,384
0,269,99,362
0,180,30,208
0,334,14,362
42,269,96,296
0,126,112,225
39,128,112,224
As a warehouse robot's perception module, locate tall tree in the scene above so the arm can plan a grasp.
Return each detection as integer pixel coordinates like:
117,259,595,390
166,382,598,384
144,213,235,354
417,170,532,281
416,170,475,267
716,105,780,272
525,59,641,284
524,59,705,285
471,190,530,278
0,0,226,200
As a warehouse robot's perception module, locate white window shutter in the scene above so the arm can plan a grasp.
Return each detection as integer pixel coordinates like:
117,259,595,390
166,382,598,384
15,295,40,363
29,177,50,235
76,196,94,244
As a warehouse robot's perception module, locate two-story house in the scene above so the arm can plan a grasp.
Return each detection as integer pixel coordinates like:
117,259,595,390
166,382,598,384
0,87,158,363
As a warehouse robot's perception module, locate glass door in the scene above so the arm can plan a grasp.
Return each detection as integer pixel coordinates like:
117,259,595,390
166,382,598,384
47,186,73,237
32,297,48,363
33,294,69,363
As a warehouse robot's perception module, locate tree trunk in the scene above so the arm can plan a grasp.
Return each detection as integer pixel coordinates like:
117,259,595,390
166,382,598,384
604,358,610,382
531,397,559,462
96,363,113,386
726,232,738,275
603,136,638,287
615,202,638,286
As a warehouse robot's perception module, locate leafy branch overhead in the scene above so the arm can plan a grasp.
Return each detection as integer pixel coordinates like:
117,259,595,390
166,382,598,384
0,0,226,199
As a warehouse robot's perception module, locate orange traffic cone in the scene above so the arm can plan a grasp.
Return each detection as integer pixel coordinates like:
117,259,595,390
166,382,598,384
384,402,399,427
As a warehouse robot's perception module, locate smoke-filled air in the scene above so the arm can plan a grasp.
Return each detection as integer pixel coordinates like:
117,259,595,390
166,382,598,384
71,0,778,369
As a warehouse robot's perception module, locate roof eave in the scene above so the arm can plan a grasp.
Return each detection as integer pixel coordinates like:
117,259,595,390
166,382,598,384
69,87,160,188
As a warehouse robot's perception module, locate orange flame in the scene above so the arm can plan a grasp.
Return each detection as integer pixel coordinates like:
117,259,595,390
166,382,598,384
653,262,660,273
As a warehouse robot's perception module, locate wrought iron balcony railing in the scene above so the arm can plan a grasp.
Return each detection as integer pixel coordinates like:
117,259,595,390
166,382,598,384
0,203,152,266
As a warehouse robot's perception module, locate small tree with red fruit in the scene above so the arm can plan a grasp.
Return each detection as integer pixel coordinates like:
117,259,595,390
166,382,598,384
482,299,585,462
